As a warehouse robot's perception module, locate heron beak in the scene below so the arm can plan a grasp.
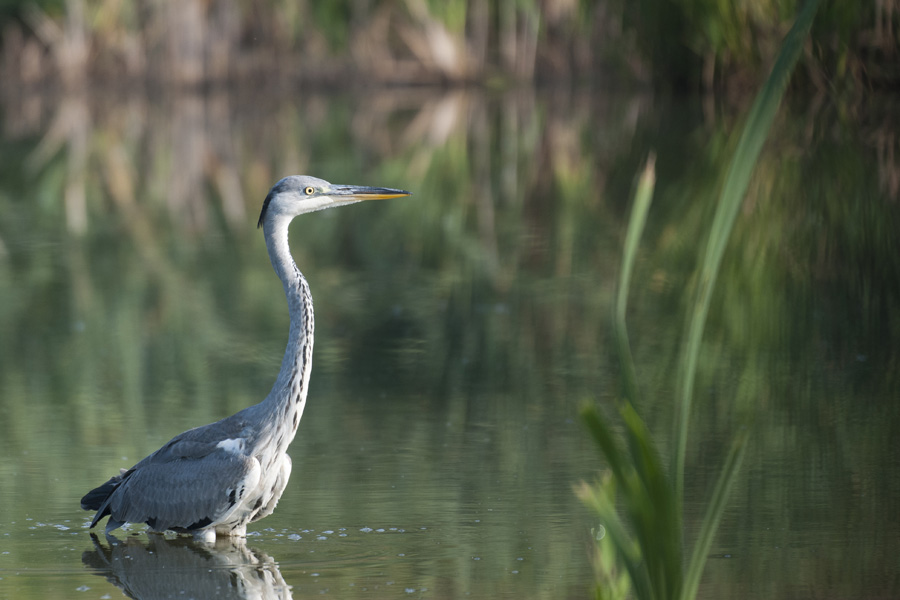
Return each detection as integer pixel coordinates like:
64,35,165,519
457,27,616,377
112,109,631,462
328,185,412,202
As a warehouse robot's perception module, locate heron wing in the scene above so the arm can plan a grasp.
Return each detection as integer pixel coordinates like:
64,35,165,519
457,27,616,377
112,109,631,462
139,414,249,464
103,443,261,532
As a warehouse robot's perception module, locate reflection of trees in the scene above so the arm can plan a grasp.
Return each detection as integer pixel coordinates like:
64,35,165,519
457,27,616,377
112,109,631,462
24,88,90,233
13,89,248,238
2,85,648,247
83,534,292,600
0,86,897,599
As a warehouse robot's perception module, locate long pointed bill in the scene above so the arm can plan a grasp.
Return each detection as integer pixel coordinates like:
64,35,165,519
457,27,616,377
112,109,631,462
328,185,412,201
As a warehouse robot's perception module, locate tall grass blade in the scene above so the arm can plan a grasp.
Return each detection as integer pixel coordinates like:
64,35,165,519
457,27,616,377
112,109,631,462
612,159,671,558
682,430,749,599
605,159,679,599
582,4,818,597
673,0,821,505
614,156,656,405
582,404,632,488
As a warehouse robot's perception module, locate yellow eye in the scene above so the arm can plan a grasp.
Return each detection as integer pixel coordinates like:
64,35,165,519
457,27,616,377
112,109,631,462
304,187,315,195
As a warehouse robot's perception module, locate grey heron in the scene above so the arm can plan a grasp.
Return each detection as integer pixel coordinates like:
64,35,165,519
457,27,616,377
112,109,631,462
81,175,411,542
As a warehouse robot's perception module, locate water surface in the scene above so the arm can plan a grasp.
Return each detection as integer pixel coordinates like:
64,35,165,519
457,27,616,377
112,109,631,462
0,87,897,599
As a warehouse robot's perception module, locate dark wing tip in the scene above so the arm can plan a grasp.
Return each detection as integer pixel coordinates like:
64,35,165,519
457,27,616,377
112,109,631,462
81,476,119,511
89,502,112,529
82,470,135,529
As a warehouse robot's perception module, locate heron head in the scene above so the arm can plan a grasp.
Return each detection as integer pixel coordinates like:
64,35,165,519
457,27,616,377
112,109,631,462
258,175,411,228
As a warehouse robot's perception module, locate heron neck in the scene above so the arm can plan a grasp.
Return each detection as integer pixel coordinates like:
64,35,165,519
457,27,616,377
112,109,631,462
262,215,314,424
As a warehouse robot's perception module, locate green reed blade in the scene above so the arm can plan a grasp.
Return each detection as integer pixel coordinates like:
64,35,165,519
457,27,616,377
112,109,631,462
673,0,821,506
615,156,656,405
682,430,749,599
619,403,683,597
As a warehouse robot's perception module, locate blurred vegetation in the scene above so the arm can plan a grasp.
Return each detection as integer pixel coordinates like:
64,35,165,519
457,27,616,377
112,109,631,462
0,0,896,90
578,4,816,597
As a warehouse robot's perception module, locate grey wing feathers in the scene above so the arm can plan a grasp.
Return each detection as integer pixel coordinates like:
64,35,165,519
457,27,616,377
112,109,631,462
88,415,259,532
96,447,260,532
144,415,249,463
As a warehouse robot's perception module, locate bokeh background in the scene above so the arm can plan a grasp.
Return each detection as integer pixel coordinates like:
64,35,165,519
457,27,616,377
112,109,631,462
0,2,898,599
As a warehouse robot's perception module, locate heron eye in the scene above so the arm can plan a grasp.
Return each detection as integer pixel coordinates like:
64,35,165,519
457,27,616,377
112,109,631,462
304,187,315,195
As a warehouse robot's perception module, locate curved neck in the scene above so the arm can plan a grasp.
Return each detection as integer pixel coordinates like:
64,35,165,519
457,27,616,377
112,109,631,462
262,215,314,420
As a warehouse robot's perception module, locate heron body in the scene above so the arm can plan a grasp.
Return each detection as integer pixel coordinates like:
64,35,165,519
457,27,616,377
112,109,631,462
82,175,410,542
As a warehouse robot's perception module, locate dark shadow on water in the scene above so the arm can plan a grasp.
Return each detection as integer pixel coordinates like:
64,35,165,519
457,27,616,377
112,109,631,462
82,533,292,599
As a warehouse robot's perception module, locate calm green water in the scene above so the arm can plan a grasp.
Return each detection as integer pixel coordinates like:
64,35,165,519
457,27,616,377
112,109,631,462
0,88,897,599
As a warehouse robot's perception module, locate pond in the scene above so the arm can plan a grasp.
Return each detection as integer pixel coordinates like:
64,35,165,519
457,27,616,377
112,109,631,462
0,87,897,599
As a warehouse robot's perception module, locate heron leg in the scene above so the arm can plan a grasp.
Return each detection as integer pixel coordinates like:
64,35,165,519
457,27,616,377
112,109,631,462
193,528,217,543
219,523,247,537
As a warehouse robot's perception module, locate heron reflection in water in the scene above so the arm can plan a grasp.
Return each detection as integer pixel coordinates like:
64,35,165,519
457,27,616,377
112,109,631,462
82,176,411,542
83,534,292,600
